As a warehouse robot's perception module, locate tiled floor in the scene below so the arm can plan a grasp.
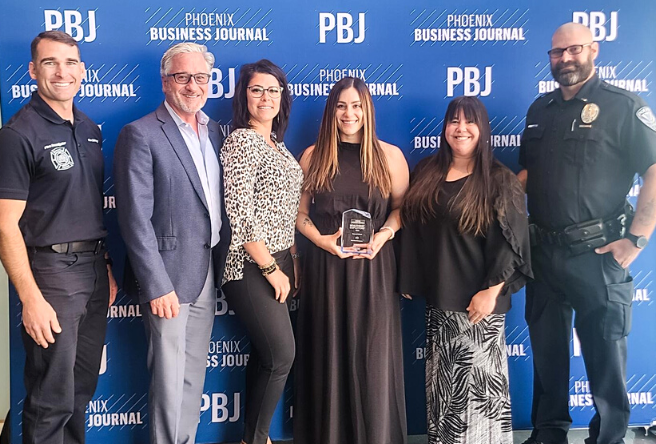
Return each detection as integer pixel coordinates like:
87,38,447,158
510,428,656,444
3,422,655,443
264,428,656,444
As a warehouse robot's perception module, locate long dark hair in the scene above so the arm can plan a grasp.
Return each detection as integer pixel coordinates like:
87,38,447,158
232,59,292,140
401,96,494,235
303,77,391,196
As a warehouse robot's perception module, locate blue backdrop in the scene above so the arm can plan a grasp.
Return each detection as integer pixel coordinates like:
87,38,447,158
1,1,655,443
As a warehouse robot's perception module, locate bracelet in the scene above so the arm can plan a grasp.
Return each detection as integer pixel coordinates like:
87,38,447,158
258,257,276,270
379,226,395,240
260,263,279,276
105,256,114,267
258,258,278,276
291,252,301,259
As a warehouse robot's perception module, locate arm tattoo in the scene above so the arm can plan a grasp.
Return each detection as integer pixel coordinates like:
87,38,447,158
302,217,314,227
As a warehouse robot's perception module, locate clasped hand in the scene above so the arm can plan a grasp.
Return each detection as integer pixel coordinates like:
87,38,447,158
318,228,393,261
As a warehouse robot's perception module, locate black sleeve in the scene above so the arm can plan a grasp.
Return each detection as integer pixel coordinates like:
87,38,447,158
482,168,533,295
518,103,535,169
623,98,656,176
0,127,32,200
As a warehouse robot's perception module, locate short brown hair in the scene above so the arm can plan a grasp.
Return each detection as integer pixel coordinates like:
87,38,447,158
31,31,80,62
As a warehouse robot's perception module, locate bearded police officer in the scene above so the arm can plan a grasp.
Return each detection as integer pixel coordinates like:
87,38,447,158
517,23,656,444
0,31,117,444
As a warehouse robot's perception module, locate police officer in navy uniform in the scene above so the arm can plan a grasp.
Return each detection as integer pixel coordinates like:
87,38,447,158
518,23,656,444
0,31,117,444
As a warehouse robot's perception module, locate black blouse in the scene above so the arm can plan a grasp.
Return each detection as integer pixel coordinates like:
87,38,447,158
397,165,532,314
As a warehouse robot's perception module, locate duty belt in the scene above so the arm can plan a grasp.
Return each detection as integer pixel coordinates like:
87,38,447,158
33,240,104,254
529,211,628,256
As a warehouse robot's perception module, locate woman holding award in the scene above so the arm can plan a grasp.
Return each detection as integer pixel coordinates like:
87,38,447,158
221,59,303,444
398,96,531,444
294,77,409,444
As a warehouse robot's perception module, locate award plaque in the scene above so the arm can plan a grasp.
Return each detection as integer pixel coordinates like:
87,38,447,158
341,209,373,254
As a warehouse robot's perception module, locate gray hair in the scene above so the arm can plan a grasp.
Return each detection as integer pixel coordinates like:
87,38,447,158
160,42,215,77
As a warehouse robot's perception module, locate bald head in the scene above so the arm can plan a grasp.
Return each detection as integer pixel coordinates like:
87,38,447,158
549,22,598,91
552,22,593,48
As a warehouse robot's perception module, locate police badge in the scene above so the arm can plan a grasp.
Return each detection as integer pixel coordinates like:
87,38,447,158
637,106,656,132
581,103,600,124
50,147,75,171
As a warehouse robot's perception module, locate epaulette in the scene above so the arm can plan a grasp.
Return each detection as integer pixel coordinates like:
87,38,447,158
599,80,642,104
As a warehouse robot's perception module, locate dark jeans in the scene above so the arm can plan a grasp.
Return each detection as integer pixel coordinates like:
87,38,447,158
223,249,295,444
526,245,632,444
22,249,109,444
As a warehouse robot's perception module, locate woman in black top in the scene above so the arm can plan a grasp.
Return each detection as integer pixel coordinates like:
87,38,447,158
399,96,532,444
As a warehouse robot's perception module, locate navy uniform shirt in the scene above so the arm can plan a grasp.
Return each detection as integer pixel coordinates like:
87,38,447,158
519,74,656,230
0,92,106,246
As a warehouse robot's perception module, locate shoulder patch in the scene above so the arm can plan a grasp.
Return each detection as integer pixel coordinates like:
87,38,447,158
637,106,656,132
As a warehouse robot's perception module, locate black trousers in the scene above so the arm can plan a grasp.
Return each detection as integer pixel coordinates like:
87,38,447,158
22,249,109,444
223,250,295,444
526,244,633,444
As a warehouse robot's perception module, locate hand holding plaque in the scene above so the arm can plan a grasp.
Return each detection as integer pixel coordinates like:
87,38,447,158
341,209,373,254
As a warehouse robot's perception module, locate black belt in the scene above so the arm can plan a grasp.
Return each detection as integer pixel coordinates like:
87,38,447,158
33,240,104,254
530,212,627,255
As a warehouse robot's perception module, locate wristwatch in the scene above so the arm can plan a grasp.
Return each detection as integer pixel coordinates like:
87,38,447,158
625,232,649,249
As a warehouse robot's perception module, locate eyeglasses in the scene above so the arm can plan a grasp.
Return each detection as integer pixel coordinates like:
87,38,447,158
247,85,283,98
547,43,593,59
166,72,211,85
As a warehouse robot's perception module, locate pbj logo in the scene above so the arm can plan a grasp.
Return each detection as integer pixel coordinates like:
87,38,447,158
44,10,97,42
208,68,236,99
319,13,365,44
573,11,618,42
446,67,492,97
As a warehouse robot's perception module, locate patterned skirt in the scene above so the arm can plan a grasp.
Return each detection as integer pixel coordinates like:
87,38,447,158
425,305,512,444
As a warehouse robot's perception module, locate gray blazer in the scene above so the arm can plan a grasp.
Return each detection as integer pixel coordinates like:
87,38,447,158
114,103,231,304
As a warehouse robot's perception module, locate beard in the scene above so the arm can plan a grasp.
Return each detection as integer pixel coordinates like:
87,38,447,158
551,53,594,87
171,92,206,114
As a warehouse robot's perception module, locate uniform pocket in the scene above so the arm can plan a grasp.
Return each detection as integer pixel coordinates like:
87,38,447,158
31,253,80,275
603,277,633,341
604,251,624,271
563,128,601,167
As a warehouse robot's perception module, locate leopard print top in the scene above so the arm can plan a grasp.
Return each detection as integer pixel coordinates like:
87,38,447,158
221,128,303,282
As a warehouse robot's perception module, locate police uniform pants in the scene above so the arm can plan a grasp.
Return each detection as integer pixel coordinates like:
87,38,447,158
22,250,109,444
525,244,632,444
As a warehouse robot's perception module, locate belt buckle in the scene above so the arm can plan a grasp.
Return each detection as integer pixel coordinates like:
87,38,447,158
49,243,67,254
93,240,103,254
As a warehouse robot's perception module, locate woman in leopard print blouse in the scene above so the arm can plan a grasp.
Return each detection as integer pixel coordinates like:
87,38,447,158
220,59,302,444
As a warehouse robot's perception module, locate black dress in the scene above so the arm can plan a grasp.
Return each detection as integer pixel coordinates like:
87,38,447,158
294,142,407,444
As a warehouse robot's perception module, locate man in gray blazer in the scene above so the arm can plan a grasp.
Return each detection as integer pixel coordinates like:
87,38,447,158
114,42,230,444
